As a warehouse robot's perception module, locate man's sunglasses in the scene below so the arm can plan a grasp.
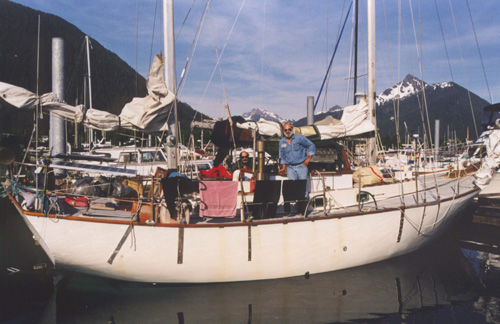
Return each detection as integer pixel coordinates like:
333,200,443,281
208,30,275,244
284,128,293,132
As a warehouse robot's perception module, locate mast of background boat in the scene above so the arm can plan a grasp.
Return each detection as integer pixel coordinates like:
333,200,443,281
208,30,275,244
353,0,359,105
85,35,94,145
164,0,178,170
366,0,377,165
35,15,40,192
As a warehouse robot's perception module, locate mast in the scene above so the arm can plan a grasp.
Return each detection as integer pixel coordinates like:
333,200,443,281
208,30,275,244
51,38,67,176
85,35,94,144
164,0,178,170
366,0,377,165
353,0,359,105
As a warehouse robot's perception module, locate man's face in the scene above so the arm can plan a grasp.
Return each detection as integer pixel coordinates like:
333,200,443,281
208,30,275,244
284,125,293,139
241,154,249,162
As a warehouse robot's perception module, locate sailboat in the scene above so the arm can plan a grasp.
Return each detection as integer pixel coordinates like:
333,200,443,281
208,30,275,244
1,0,479,283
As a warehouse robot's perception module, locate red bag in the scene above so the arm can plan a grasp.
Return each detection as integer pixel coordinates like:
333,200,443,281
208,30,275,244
65,197,89,207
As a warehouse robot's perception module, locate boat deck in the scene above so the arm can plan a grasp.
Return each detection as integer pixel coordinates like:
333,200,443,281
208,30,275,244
45,174,476,225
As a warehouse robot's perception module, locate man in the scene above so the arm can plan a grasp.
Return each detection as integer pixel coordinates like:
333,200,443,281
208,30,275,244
278,123,315,180
233,151,253,180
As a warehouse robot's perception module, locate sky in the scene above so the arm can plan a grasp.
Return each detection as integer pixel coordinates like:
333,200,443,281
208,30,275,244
10,0,500,121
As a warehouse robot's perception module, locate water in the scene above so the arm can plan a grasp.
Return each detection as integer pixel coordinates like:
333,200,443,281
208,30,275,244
1,197,499,324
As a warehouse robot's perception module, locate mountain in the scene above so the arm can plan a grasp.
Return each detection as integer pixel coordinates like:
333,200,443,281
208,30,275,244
288,74,488,141
0,1,210,145
242,108,295,124
293,105,343,126
376,74,488,141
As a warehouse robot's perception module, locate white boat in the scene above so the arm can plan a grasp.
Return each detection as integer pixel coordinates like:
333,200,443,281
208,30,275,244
1,0,479,284
79,145,213,177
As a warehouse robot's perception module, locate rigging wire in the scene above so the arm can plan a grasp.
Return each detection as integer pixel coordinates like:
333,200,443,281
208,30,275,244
196,0,247,113
314,1,353,111
65,39,86,104
432,0,454,82
178,0,210,100
408,0,432,151
345,0,353,108
381,0,400,148
321,0,348,111
465,0,493,104
148,0,159,70
447,0,479,138
136,0,139,96
176,0,197,40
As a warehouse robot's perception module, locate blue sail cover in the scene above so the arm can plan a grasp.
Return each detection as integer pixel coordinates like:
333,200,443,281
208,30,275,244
481,103,500,130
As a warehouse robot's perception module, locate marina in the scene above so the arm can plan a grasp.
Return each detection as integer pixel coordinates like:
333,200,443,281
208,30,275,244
1,0,500,322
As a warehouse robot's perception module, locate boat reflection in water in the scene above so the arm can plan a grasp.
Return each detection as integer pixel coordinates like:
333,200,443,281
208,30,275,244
44,237,488,324
470,252,500,324
458,218,500,324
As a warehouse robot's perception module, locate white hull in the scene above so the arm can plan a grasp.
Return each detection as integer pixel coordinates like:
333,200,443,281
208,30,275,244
11,178,477,283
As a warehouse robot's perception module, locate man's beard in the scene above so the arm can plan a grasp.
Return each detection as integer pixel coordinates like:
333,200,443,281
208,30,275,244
285,132,293,139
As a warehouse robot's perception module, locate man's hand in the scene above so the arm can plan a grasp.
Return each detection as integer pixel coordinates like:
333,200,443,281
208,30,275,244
303,155,312,166
278,164,287,175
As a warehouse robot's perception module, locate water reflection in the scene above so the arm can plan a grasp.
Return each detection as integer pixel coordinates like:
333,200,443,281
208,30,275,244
42,240,480,324
463,251,500,324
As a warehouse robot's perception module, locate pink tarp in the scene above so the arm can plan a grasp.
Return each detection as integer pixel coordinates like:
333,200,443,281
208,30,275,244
199,181,238,217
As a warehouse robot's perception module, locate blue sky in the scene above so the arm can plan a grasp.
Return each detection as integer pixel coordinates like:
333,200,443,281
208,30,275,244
11,0,500,120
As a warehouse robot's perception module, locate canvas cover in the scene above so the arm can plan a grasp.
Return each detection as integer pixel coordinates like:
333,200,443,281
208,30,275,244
236,99,374,139
352,165,384,186
0,55,175,134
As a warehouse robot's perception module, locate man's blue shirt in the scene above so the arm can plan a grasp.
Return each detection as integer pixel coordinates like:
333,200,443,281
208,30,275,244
279,134,315,165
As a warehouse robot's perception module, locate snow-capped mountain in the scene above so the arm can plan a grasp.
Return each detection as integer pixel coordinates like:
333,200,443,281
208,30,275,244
376,74,453,105
376,75,487,141
238,74,486,141
242,108,295,123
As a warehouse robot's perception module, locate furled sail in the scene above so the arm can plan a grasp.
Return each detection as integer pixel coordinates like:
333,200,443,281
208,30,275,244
314,98,375,139
235,98,375,139
118,54,175,132
0,55,174,133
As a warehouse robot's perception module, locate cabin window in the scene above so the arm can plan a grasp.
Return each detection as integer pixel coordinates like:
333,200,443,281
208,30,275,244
154,151,166,162
119,152,138,163
141,152,155,163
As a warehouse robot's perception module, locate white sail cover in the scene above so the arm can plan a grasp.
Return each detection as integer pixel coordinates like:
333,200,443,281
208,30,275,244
0,55,175,133
314,99,375,139
236,99,375,139
474,129,500,188
118,55,175,132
